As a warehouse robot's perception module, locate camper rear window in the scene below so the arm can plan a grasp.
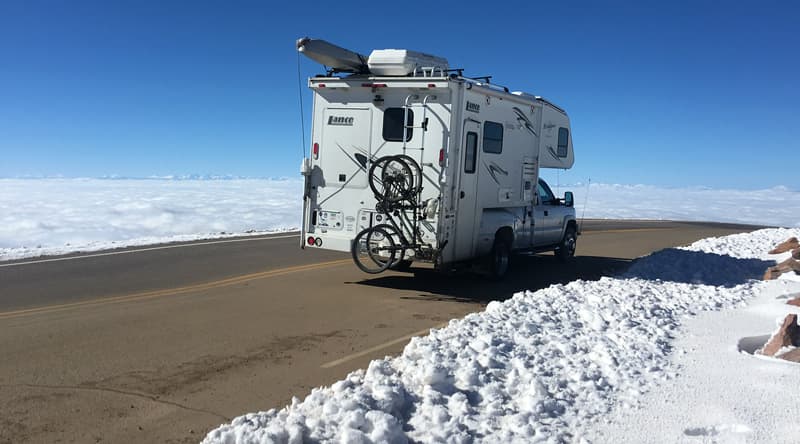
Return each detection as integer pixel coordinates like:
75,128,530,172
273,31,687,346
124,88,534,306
383,108,413,142
483,121,503,154
557,127,569,157
464,132,478,173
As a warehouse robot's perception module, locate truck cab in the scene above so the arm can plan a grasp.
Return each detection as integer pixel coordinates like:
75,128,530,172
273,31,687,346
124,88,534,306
532,178,577,251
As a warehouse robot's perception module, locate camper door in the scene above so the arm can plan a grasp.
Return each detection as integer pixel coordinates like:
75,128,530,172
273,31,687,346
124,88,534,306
453,119,481,261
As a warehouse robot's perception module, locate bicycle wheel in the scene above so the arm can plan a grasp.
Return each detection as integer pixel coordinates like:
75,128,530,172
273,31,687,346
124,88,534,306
351,226,397,274
371,223,407,267
380,156,414,203
393,154,422,198
368,156,394,202
368,155,418,204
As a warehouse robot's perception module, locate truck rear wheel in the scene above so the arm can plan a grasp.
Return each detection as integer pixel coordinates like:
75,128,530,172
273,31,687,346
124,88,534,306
555,226,577,262
489,239,510,280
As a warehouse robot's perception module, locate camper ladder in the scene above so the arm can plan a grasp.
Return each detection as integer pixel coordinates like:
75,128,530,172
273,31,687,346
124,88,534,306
401,94,436,173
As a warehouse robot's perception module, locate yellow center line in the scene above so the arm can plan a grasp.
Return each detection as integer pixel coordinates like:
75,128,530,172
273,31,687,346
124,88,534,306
0,258,352,320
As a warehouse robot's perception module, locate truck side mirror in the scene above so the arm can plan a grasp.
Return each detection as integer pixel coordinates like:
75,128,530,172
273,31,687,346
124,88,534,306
564,191,574,207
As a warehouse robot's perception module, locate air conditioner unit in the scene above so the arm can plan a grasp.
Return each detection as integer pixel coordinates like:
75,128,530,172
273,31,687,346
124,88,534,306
367,49,449,76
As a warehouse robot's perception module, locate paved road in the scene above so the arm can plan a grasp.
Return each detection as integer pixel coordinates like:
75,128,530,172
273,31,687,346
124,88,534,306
0,220,764,443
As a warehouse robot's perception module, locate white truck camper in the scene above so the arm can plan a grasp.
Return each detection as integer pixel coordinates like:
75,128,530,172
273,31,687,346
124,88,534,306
298,37,578,278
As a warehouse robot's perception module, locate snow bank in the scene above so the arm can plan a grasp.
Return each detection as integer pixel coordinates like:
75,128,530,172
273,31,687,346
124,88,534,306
0,178,301,260
587,280,800,444
203,228,800,443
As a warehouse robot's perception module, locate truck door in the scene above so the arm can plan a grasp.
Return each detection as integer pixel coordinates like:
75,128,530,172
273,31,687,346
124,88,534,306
533,179,561,246
453,120,481,261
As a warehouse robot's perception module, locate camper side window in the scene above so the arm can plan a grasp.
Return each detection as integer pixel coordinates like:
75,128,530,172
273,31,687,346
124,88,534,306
464,132,477,173
383,108,413,142
557,128,569,157
483,121,503,154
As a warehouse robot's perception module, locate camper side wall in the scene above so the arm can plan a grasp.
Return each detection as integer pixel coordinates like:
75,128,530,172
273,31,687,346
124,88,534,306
538,104,574,169
445,86,542,263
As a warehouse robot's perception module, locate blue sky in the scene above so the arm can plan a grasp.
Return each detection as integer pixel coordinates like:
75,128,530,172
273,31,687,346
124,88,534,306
1,1,798,189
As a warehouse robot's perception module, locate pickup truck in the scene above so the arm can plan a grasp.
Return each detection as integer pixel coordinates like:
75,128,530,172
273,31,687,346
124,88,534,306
484,178,578,279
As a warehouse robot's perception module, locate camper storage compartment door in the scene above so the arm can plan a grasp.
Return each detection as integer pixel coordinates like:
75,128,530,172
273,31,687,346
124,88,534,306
320,108,372,189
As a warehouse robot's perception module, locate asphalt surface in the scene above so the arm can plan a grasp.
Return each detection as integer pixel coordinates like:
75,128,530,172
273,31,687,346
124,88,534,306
0,220,766,443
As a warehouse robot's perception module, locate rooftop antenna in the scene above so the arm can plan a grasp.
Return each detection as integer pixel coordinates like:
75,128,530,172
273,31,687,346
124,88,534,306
296,51,307,161
579,178,591,234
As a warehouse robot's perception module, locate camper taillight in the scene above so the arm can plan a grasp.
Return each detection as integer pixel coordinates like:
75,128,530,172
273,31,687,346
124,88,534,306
439,148,445,166
313,142,319,159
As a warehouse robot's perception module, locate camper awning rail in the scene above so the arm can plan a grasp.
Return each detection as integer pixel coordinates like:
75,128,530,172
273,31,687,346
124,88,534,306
308,77,450,89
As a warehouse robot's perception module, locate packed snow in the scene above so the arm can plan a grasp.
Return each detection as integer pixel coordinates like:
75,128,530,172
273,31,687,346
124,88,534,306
1,178,799,261
202,228,800,443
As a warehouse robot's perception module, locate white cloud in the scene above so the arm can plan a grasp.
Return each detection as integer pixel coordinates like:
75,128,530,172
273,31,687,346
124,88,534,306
563,183,799,228
0,178,301,260
1,179,798,261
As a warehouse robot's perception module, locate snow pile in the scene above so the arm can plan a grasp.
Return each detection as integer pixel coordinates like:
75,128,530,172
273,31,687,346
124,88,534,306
622,249,773,287
0,178,301,260
202,230,800,443
684,227,800,260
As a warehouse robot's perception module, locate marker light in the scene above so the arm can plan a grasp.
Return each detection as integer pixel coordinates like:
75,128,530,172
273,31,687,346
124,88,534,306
439,148,445,167
313,142,319,159
307,236,315,246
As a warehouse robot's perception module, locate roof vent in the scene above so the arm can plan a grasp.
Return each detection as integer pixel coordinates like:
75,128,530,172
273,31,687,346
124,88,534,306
367,49,449,76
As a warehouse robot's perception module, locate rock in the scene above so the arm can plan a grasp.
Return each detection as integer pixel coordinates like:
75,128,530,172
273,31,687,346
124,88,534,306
764,267,781,280
769,237,799,254
793,248,800,260
759,314,800,356
778,348,800,363
777,258,800,271
787,297,800,307
765,258,800,279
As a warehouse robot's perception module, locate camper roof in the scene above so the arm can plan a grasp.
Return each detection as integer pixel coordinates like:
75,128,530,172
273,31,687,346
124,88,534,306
297,37,449,77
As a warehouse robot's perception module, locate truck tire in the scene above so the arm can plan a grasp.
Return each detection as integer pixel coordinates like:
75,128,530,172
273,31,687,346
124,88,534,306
555,226,577,262
489,239,510,280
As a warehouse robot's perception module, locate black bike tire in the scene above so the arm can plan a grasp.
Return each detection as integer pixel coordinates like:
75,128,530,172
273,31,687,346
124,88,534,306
379,156,414,203
351,226,396,274
367,156,393,202
371,223,406,266
393,154,422,197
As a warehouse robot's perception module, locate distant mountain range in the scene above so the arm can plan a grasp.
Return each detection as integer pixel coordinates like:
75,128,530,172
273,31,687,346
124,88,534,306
2,174,298,181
